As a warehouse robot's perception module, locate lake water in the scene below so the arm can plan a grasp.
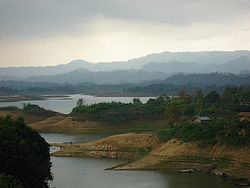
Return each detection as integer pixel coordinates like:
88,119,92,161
41,133,233,188
0,94,151,114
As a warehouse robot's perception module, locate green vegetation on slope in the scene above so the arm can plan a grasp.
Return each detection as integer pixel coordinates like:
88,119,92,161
0,103,58,118
22,103,57,118
71,96,169,124
158,119,249,146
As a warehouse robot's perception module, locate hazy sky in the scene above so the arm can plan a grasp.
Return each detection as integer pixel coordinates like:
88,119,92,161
0,0,250,67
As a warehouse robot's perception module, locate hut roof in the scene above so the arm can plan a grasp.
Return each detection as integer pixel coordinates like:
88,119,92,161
198,116,211,121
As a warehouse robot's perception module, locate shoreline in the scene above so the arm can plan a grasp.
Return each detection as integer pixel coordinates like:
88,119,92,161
0,94,74,102
0,92,152,102
50,132,250,187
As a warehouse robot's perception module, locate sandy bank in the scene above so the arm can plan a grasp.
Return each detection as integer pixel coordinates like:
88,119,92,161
51,132,250,181
51,132,159,160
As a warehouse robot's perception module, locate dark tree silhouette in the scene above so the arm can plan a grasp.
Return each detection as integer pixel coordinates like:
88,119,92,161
0,115,52,188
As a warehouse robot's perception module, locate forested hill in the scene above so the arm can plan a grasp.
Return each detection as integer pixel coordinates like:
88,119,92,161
125,73,250,95
0,73,249,95
165,73,250,86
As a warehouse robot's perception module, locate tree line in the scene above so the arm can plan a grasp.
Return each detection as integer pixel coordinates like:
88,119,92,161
72,86,250,146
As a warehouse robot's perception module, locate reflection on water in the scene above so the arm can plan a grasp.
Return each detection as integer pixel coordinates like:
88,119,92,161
40,133,114,143
50,157,232,188
50,157,168,188
0,94,151,114
41,133,233,188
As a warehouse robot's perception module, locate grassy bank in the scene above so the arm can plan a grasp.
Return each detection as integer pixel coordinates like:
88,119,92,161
0,104,58,124
29,115,169,134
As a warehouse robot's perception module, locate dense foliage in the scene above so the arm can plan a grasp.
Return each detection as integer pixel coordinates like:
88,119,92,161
72,95,170,124
0,115,52,188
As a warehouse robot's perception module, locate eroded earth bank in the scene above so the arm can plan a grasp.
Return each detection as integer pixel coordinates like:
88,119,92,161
51,132,250,186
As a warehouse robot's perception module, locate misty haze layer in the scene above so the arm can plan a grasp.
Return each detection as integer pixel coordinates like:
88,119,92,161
0,51,250,84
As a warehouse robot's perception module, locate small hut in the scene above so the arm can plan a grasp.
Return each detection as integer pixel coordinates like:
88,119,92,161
238,112,250,122
193,116,211,124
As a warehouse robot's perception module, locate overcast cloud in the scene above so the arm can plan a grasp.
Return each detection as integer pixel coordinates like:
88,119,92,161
0,0,249,66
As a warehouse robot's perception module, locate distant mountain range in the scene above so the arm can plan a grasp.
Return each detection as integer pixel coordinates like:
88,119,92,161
0,51,250,84
141,56,250,74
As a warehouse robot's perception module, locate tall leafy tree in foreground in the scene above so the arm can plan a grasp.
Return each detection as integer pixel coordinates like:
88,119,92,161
0,115,52,188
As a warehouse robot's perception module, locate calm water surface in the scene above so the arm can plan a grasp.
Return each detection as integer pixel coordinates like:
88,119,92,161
41,133,233,188
0,94,151,114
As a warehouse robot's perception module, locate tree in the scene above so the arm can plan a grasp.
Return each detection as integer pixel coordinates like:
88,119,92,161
204,90,221,104
76,98,84,107
155,94,170,105
132,98,142,105
0,115,52,188
178,89,188,100
222,87,235,104
166,100,183,127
